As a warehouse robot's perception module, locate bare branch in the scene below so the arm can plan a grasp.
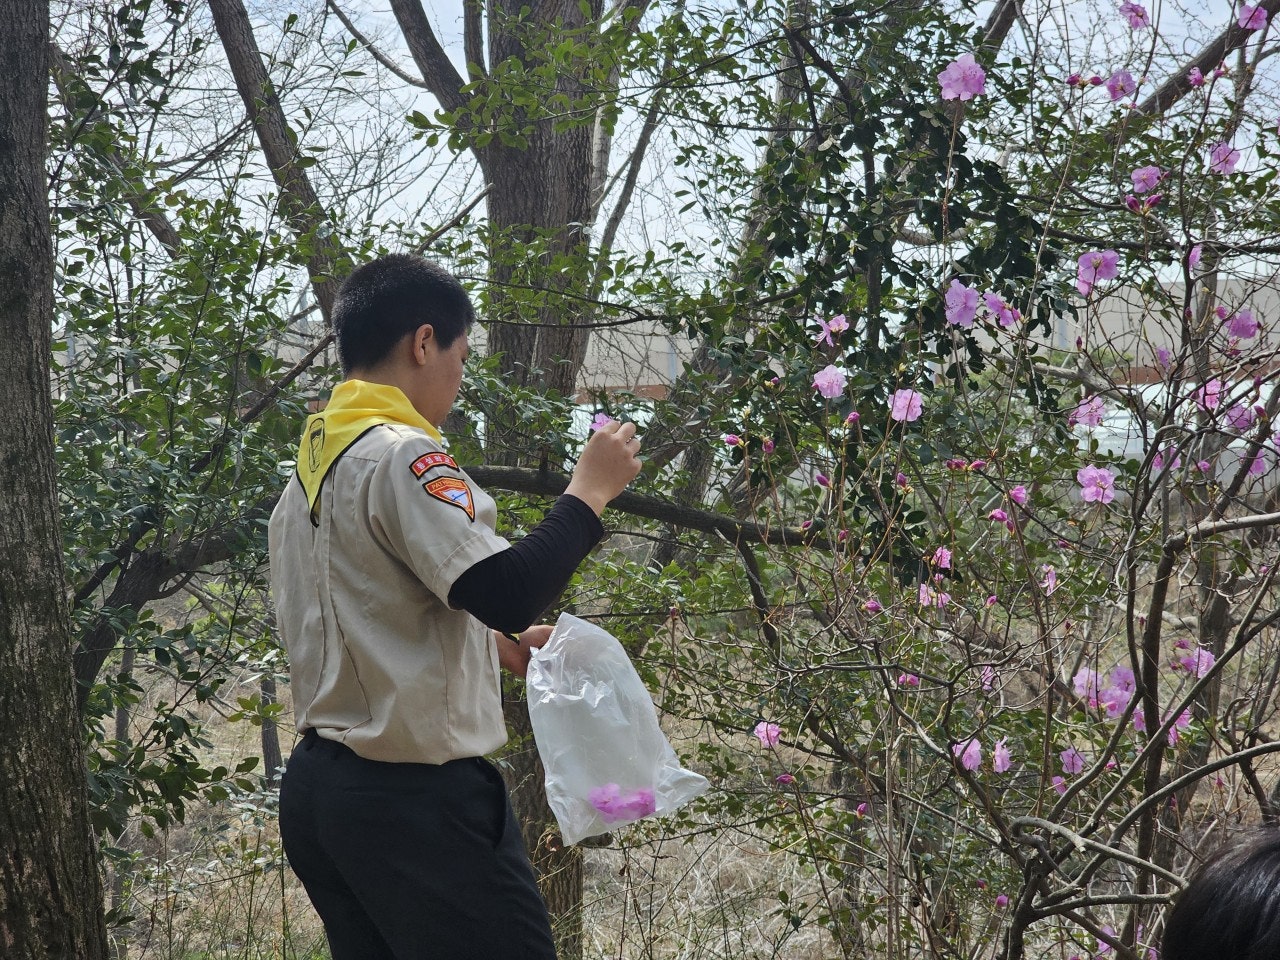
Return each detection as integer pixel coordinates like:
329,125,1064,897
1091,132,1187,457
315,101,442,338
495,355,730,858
48,42,183,255
388,0,469,115
1118,0,1280,143
465,465,822,549
326,0,428,90
207,0,348,321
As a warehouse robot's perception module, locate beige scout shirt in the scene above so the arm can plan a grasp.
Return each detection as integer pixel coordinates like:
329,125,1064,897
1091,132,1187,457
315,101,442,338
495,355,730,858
269,422,510,764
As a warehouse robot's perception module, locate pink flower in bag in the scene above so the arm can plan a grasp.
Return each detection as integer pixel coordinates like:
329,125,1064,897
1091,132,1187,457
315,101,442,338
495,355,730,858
588,783,657,824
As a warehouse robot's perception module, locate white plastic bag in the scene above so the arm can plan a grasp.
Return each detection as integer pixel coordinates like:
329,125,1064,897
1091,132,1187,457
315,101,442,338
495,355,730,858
526,612,709,845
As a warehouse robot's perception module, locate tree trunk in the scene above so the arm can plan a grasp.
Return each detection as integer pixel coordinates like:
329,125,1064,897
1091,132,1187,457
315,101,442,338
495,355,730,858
0,2,110,954
207,0,347,321
502,698,583,959
480,0,601,466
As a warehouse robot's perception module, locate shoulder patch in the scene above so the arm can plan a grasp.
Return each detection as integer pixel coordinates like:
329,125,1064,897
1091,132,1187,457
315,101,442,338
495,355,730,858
423,476,475,521
410,451,459,478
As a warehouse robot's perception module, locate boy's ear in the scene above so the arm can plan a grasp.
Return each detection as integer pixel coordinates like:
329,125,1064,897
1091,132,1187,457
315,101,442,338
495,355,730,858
409,323,435,364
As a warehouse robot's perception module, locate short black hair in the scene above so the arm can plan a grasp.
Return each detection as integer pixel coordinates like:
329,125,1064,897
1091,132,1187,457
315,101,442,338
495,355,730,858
1161,829,1280,960
331,254,473,374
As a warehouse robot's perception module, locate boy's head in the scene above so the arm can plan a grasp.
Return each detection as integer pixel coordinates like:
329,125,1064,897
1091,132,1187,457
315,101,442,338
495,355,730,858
331,254,473,375
1162,829,1280,960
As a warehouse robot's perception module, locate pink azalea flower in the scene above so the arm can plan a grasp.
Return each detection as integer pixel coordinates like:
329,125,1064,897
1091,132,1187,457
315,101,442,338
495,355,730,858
1041,565,1058,595
1109,665,1136,694
1156,346,1173,368
1071,395,1106,428
1098,925,1117,954
754,721,781,747
1060,746,1087,775
985,594,998,607
988,507,1010,523
938,53,987,101
1209,142,1241,174
589,783,657,823
1052,775,1068,795
590,412,616,431
865,599,883,613
933,546,952,569
814,313,850,347
953,738,982,771
983,292,1021,327
1120,2,1150,28
981,666,996,690
1098,684,1129,719
1009,485,1029,505
1226,308,1259,338
815,471,831,488
1133,192,1162,213
1077,464,1116,504
1195,378,1223,410
1166,709,1192,746
1074,667,1100,703
918,582,950,608
775,773,796,785
722,433,742,446
1249,452,1267,475
761,438,776,455
845,411,860,424
1188,66,1205,87
1106,69,1136,101
1196,459,1212,473
898,672,920,687
1178,646,1216,678
993,738,1012,773
1152,447,1182,472
889,389,924,422
813,364,848,399
945,279,980,327
1239,3,1269,29
995,893,1010,908
1131,165,1162,193
1226,404,1256,431
895,472,911,489
1188,244,1203,269
1077,249,1120,296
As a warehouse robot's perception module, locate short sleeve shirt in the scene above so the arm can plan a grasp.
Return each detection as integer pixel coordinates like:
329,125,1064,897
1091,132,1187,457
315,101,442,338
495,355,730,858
268,423,510,764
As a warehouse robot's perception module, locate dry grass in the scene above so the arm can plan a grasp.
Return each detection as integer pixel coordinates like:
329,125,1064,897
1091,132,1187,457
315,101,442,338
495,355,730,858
110,655,839,960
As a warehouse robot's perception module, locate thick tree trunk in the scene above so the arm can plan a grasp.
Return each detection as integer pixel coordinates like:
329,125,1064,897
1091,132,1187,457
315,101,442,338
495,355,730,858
0,2,110,955
480,0,601,466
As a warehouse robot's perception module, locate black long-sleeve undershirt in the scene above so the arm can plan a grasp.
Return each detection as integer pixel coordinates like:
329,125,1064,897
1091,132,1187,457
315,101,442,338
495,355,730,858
447,494,604,634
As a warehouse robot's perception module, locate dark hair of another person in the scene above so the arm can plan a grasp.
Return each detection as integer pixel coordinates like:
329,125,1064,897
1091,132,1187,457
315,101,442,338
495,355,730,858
1161,828,1280,960
331,254,474,374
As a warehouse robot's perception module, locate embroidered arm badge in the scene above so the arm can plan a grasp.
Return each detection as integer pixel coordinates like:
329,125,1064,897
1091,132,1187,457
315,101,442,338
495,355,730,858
423,476,475,521
409,451,459,478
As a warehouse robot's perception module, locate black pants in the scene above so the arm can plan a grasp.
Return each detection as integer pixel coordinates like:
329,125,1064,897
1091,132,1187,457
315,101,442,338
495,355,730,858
280,730,558,959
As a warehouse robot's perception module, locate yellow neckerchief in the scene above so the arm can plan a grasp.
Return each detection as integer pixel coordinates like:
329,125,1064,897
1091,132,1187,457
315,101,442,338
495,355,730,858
295,379,443,522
